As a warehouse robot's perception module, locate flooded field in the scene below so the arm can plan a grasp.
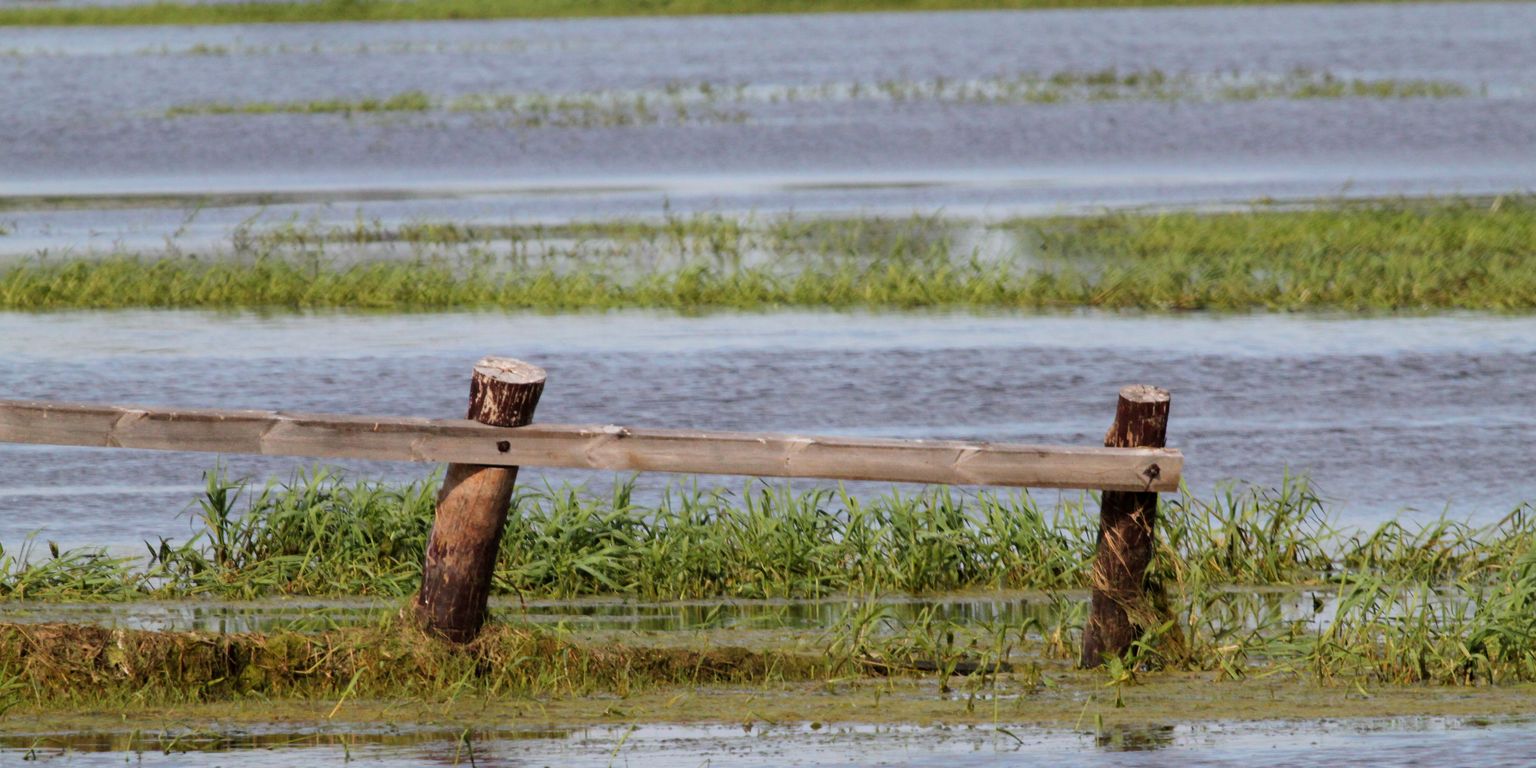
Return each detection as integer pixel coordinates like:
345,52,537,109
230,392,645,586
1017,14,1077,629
2,2,1535,253
3,3,1535,764
2,310,1533,550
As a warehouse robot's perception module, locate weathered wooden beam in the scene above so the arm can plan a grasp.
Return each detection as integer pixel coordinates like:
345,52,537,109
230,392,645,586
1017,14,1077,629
0,398,1181,492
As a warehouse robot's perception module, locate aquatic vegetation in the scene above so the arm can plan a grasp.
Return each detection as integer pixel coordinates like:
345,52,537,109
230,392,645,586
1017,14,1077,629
2,198,1532,311
161,69,1471,123
166,89,748,127
771,68,1470,105
0,0,1462,28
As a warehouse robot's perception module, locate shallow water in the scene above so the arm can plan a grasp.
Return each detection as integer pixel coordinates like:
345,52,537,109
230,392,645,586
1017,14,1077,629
2,310,1533,550
0,592,1094,634
3,718,1532,766
0,585,1350,637
2,3,1534,252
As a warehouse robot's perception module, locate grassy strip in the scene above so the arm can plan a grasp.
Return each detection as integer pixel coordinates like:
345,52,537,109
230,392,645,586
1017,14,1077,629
2,198,1532,311
4,470,1531,602
0,0,1450,28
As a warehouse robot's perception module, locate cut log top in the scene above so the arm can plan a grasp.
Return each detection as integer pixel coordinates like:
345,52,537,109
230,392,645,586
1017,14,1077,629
467,356,546,427
1106,384,1171,449
0,399,1181,492
473,357,546,385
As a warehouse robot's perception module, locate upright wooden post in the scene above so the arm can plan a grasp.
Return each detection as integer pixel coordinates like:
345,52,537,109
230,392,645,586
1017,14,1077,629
1081,384,1170,667
414,357,545,642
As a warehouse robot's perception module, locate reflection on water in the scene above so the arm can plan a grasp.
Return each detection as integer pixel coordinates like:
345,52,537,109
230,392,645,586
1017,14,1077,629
1095,723,1178,752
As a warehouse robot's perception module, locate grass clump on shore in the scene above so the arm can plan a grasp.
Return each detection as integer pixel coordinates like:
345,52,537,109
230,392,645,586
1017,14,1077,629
2,197,1533,312
0,0,1450,28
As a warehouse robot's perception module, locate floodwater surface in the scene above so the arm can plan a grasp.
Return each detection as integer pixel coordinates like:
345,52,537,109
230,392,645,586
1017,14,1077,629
1,310,1532,550
1,2,1534,251
3,718,1533,766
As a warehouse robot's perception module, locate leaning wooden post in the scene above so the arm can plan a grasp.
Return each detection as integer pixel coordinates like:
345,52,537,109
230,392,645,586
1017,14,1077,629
414,357,546,642
1080,384,1170,667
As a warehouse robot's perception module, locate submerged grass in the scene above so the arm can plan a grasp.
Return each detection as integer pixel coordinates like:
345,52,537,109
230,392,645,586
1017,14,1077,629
0,0,1455,28
168,89,748,127
3,197,1533,311
161,69,1471,123
0,619,824,712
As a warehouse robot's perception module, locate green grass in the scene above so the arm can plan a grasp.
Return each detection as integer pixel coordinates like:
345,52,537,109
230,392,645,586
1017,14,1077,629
0,0,1457,28
4,469,1531,603
5,470,1536,716
3,198,1533,312
4,470,1536,706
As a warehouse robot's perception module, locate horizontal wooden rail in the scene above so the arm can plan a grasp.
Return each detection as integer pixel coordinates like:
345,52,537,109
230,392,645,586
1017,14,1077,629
0,399,1180,492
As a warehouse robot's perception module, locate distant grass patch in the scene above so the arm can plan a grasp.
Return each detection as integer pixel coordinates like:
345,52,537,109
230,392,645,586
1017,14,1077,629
162,70,1472,123
2,197,1532,312
0,0,1451,28
167,89,749,127
165,90,432,117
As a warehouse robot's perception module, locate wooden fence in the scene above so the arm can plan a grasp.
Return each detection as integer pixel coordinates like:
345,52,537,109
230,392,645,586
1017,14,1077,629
0,356,1179,665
